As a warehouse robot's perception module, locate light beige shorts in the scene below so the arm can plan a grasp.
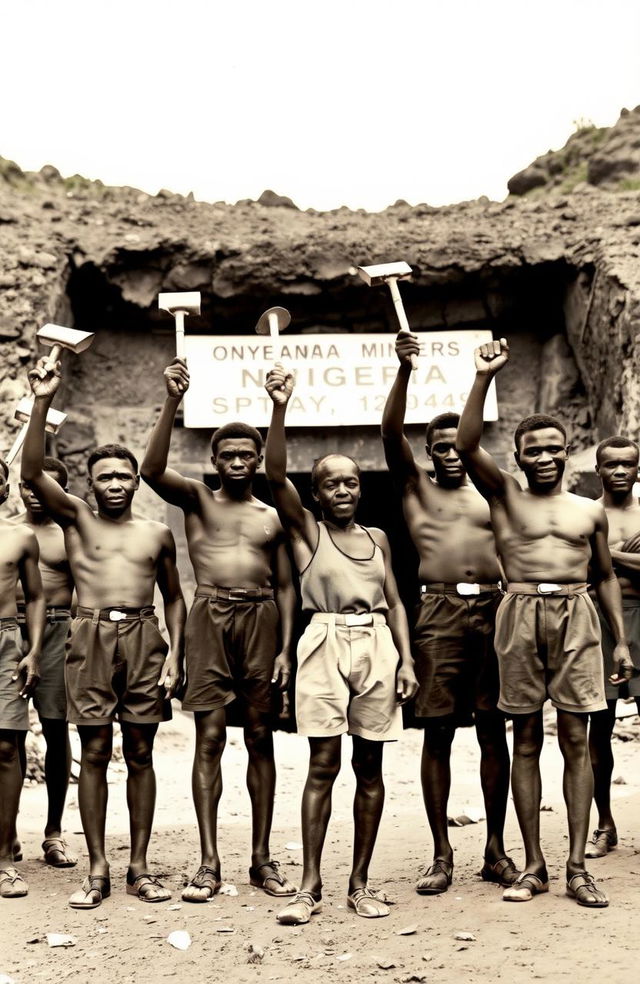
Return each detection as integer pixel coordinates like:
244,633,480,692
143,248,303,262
295,612,403,741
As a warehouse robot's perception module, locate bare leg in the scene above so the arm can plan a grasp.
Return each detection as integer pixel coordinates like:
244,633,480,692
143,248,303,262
299,736,342,897
420,720,455,865
349,736,384,894
588,700,617,833
243,705,275,868
475,710,511,863
40,718,72,839
8,731,26,857
510,712,546,874
557,710,592,876
77,724,112,876
191,708,226,871
0,730,23,867
121,722,159,879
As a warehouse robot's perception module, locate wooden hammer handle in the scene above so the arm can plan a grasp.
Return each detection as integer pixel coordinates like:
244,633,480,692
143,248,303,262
388,279,418,370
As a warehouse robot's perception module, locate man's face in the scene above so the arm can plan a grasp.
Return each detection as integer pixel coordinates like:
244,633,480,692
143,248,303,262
426,427,466,488
596,446,639,495
88,456,139,513
20,470,65,514
515,427,568,489
313,457,361,522
212,438,261,490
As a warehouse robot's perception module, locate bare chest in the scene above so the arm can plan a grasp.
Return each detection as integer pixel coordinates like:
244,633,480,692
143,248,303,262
605,506,640,545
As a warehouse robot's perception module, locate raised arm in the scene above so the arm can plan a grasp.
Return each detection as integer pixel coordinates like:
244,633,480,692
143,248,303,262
590,508,632,684
381,333,420,487
141,359,200,510
155,527,187,699
371,528,418,704
264,364,316,548
456,338,510,499
22,359,81,526
271,538,296,691
15,529,45,697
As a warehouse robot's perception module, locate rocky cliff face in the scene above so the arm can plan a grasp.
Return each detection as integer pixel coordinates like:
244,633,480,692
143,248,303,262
1,108,640,524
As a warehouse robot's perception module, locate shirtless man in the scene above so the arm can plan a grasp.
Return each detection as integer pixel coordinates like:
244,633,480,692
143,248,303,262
0,455,44,898
23,358,186,909
11,457,76,870
381,332,515,895
264,364,418,925
456,338,632,908
140,358,296,903
586,437,640,858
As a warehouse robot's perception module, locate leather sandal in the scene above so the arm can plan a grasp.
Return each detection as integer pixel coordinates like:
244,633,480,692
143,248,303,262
416,858,453,895
585,828,618,859
347,887,390,918
480,856,521,886
182,865,222,903
68,874,111,909
0,866,28,899
566,871,609,908
43,837,78,868
277,891,322,925
503,870,549,902
126,873,171,903
249,860,297,897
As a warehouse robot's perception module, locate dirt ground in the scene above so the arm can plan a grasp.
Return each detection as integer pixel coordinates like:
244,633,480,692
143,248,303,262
2,710,639,984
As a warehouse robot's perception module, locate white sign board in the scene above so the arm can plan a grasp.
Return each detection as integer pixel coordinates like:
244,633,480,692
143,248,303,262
183,330,498,428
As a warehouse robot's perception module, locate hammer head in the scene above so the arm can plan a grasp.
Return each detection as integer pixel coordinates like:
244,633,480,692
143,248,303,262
37,324,94,354
14,397,67,433
357,261,412,286
158,292,202,316
255,306,291,336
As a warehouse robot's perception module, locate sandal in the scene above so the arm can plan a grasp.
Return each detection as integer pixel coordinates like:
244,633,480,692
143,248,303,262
480,856,521,887
585,829,617,859
503,870,549,902
277,891,322,925
0,866,28,899
347,887,390,918
43,837,78,868
249,860,297,897
182,865,222,903
68,874,110,909
416,858,453,895
126,873,171,903
566,871,609,908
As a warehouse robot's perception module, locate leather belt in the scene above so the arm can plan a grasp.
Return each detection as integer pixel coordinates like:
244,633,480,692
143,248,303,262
506,582,588,596
17,605,71,624
310,612,386,626
195,585,274,602
0,617,18,630
421,582,501,597
76,606,155,622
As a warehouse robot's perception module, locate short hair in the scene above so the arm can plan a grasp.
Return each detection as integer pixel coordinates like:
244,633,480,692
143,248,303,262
596,435,640,465
514,414,567,452
43,455,68,487
0,456,8,480
311,453,361,491
425,412,460,448
210,422,263,457
87,444,139,476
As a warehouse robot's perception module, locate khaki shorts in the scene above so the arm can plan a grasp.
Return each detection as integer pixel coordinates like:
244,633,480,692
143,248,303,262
596,598,640,700
65,607,171,726
496,586,606,715
295,612,402,741
0,620,29,731
413,587,501,723
20,609,70,721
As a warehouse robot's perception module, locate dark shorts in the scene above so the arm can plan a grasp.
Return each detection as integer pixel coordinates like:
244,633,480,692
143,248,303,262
20,610,70,721
65,607,171,726
182,594,279,713
412,589,501,724
596,598,640,700
0,620,29,731
496,588,606,715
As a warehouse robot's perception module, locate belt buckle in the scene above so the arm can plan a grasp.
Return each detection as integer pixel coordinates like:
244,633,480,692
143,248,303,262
456,582,480,596
344,613,373,626
537,583,561,595
227,588,250,602
108,610,127,622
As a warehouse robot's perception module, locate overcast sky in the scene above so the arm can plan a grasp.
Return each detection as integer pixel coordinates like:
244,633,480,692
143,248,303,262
2,0,639,211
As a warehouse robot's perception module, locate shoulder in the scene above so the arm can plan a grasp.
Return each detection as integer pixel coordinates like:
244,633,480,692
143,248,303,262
568,492,605,522
366,526,390,550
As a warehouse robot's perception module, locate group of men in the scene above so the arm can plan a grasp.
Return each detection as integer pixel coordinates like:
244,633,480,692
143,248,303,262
0,332,636,923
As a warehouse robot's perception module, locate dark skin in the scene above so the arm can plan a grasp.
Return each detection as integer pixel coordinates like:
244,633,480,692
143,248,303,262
12,471,75,847
265,363,418,902
588,445,640,842
382,332,511,879
140,358,296,896
0,469,45,873
22,358,186,900
456,337,632,902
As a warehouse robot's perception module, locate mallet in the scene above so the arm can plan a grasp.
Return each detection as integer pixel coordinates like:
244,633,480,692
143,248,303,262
37,324,95,364
255,306,291,387
6,397,68,466
158,292,201,360
357,261,418,369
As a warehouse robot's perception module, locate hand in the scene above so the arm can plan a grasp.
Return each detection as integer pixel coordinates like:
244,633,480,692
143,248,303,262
395,332,420,367
265,363,294,406
28,357,61,399
164,358,190,399
13,651,40,699
158,653,183,699
271,652,291,691
474,337,509,376
609,642,634,686
396,662,419,705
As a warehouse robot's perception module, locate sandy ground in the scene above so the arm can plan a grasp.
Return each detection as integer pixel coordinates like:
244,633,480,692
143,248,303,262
2,710,640,984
